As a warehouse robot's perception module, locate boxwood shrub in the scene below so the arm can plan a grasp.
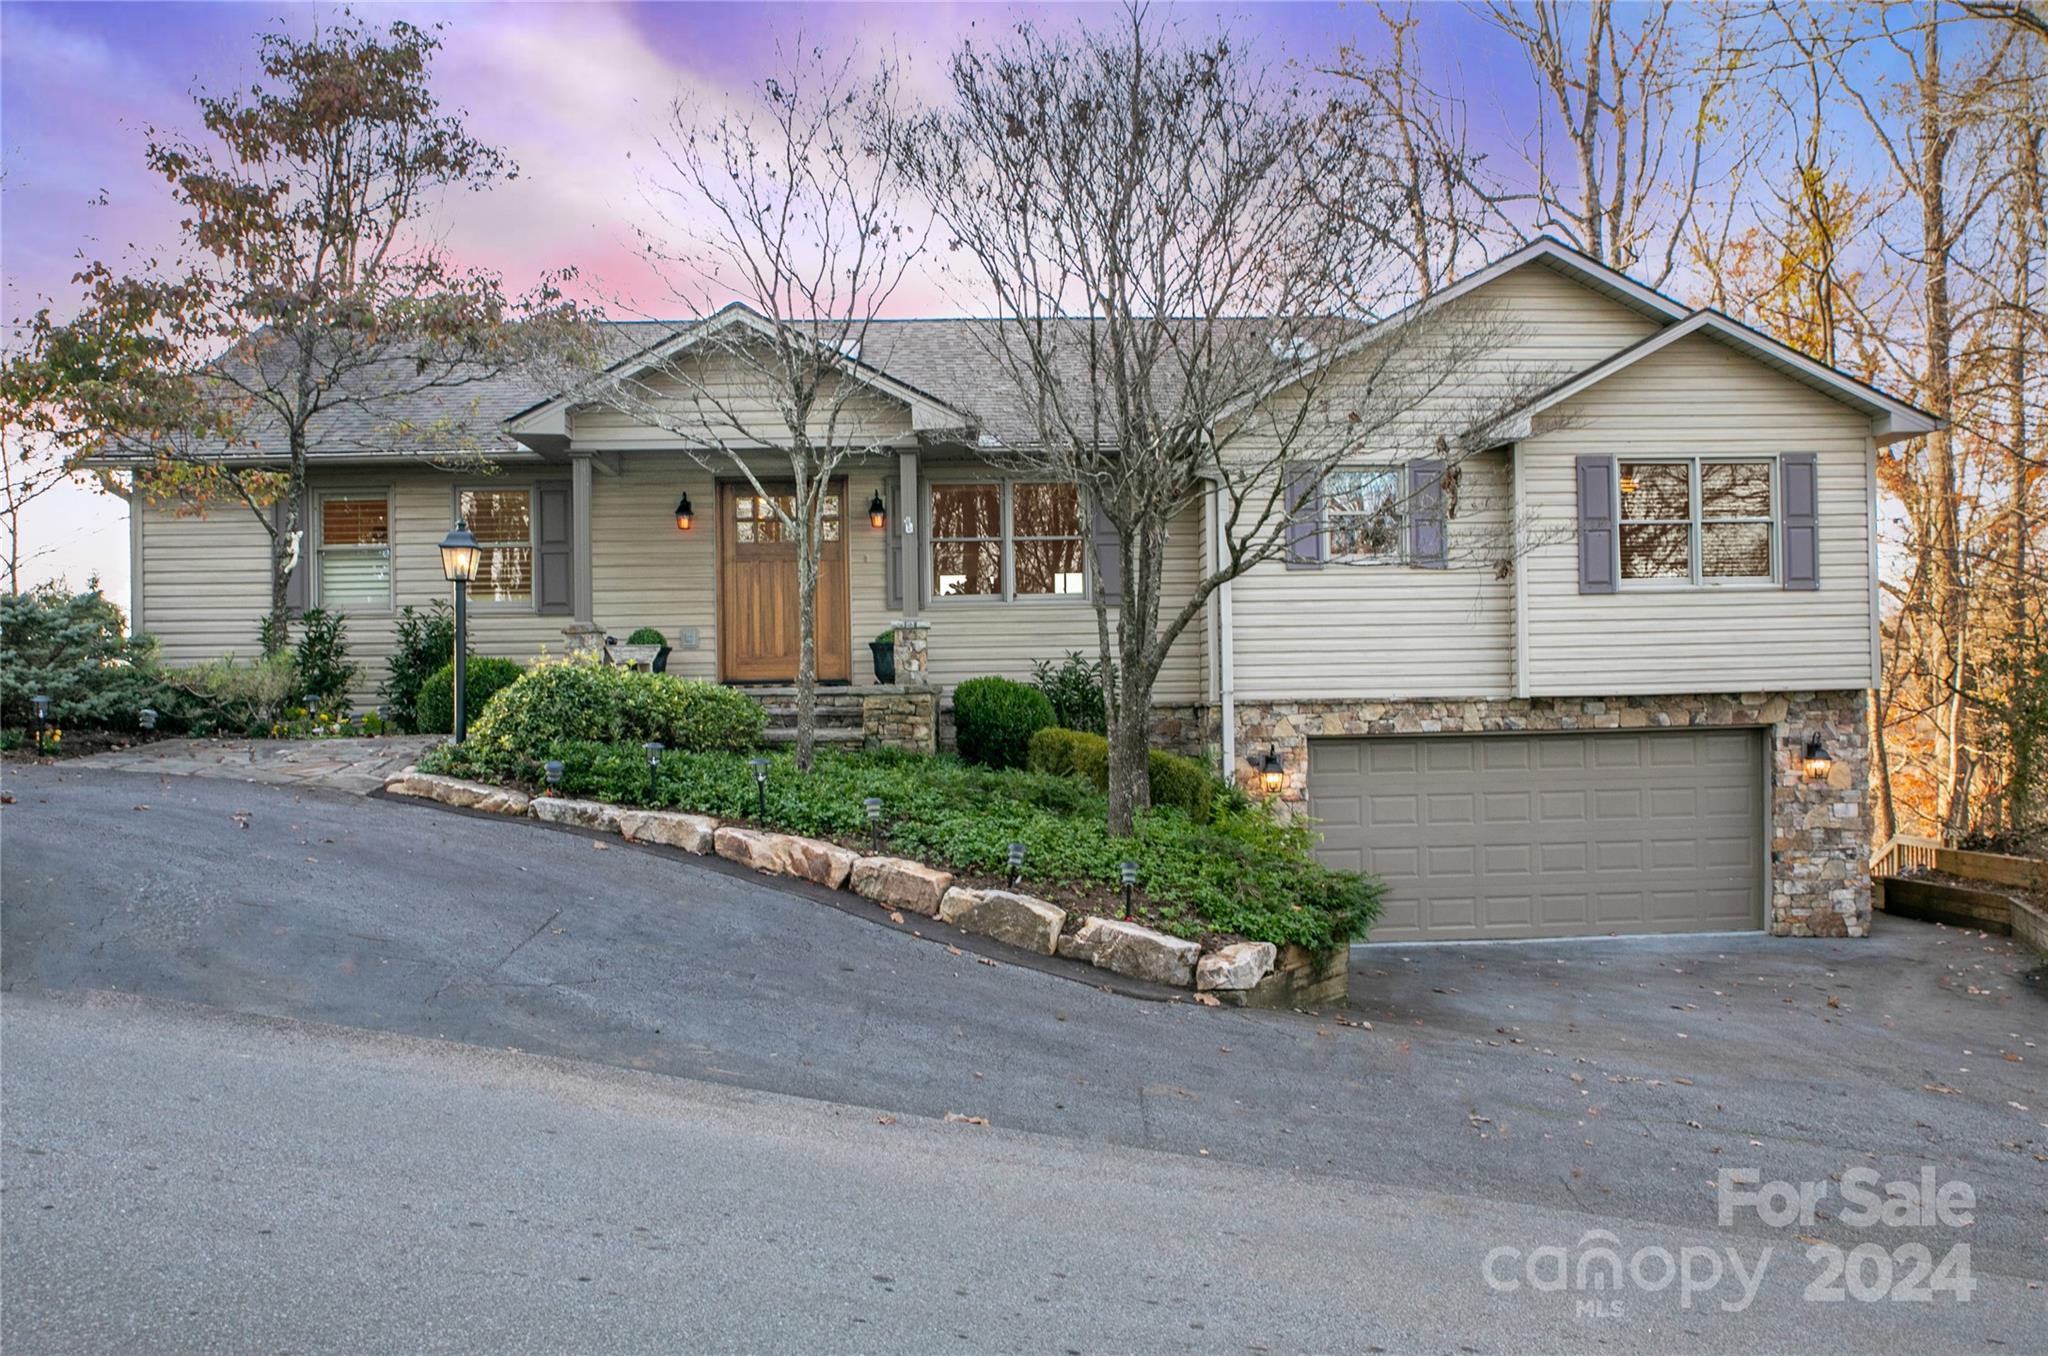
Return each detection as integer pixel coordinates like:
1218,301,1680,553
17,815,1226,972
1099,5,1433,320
463,659,765,775
415,657,524,735
1027,726,1216,821
953,676,1055,770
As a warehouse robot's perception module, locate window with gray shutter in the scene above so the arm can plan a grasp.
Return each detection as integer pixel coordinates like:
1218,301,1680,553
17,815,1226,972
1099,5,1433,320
1408,459,1448,568
1576,454,1617,594
273,491,310,615
1089,493,1122,606
534,481,573,615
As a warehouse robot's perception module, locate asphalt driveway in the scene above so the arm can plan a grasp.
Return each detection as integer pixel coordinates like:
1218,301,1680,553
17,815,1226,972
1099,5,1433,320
4,761,2044,1284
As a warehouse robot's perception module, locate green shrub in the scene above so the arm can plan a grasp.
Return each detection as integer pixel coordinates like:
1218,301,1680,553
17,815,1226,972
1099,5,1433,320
291,607,357,715
465,658,766,773
1147,749,1216,822
379,602,461,732
0,583,177,731
1027,726,1104,778
165,653,297,734
415,657,525,735
626,627,668,646
1027,726,1215,821
953,676,1055,770
1031,650,1108,734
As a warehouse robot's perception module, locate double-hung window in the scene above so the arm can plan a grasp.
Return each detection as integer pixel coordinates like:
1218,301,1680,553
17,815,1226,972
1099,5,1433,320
1618,458,1774,584
1323,468,1405,562
458,487,536,605
929,480,1086,600
315,491,392,609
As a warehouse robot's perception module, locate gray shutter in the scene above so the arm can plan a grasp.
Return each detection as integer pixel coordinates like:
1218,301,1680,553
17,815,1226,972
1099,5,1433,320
883,484,902,611
1781,453,1818,590
274,490,310,614
1408,459,1448,569
1576,454,1617,594
1284,462,1322,570
535,481,573,615
1090,494,1123,606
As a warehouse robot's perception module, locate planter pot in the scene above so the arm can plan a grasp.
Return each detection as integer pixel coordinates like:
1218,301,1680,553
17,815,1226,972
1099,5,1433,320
871,638,896,684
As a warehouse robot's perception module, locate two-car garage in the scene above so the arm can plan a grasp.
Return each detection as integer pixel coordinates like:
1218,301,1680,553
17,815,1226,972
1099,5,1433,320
1309,728,1767,942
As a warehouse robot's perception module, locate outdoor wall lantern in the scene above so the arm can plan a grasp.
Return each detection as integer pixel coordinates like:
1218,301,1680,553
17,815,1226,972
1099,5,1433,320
1120,859,1138,919
675,493,695,532
750,755,771,819
1802,735,1833,782
437,520,481,743
1256,746,1286,795
1007,841,1026,888
139,707,157,733
643,741,664,796
868,490,887,531
865,796,884,854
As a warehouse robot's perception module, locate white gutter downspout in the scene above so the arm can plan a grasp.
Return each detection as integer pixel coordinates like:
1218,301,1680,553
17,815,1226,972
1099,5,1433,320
1213,483,1237,779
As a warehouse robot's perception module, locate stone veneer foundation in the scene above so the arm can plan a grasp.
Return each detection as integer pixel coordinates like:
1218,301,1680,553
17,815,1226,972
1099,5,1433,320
1230,690,1871,939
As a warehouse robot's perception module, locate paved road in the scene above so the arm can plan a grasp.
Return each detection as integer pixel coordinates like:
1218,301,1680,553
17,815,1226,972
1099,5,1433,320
4,763,2045,1349
5,992,2039,1354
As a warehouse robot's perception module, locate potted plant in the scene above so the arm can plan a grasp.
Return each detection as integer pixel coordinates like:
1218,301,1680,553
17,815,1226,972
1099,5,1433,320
870,628,896,684
614,627,672,673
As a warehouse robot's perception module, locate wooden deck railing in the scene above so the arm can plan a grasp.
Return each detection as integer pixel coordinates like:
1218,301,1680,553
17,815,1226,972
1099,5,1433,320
1871,834,2047,891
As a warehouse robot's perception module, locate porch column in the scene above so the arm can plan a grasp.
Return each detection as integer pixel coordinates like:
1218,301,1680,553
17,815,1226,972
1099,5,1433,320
897,449,919,618
570,453,594,624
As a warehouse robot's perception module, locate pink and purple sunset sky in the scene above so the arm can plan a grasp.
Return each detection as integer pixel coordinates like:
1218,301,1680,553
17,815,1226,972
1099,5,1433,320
0,1,1571,609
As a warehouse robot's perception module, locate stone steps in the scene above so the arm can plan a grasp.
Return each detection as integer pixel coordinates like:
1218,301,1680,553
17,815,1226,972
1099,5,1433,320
760,726,867,745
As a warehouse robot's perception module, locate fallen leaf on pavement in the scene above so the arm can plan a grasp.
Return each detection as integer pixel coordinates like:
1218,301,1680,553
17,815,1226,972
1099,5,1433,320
876,1115,897,1126
944,1113,989,1127
946,945,962,956
1192,993,1219,1006
888,911,904,924
591,841,609,851
1924,1083,1961,1096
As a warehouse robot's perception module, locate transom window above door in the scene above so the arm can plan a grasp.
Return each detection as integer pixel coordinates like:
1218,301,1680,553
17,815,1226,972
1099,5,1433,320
316,492,391,609
733,491,841,544
1618,458,1774,584
458,488,535,604
930,480,1085,600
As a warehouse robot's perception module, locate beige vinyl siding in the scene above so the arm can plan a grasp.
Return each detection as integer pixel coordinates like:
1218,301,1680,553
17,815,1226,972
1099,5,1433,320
921,501,1207,703
1230,260,1665,702
569,356,913,451
135,498,274,667
1519,332,1877,694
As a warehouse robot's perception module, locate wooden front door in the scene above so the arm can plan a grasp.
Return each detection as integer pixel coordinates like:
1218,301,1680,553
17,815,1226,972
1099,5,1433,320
718,480,851,684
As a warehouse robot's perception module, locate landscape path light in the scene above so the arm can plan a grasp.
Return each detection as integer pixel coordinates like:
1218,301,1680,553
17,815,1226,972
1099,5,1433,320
865,796,884,854
1007,841,1025,889
750,755,771,820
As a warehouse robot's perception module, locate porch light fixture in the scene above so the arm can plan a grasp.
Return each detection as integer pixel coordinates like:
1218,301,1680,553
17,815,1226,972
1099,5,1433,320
543,760,564,793
1007,841,1026,889
1120,859,1138,918
643,741,664,797
139,707,157,733
1256,746,1286,795
438,520,481,743
1802,735,1833,782
674,492,695,532
865,796,884,853
867,490,887,530
750,755,770,819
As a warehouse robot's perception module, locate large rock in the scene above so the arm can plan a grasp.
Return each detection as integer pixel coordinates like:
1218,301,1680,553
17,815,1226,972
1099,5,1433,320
1063,916,1200,987
530,797,622,832
937,887,1064,955
616,808,718,854
850,856,954,916
384,772,529,817
1196,941,1278,992
714,827,857,889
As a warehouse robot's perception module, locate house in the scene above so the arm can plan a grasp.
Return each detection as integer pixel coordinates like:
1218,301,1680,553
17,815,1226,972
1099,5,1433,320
121,239,1935,943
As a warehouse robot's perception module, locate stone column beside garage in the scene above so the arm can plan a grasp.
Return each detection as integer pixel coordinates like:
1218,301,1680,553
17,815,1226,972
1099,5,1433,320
1232,690,1870,938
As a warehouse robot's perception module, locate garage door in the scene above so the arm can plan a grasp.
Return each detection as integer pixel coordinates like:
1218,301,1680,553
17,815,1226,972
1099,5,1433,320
1310,729,1764,942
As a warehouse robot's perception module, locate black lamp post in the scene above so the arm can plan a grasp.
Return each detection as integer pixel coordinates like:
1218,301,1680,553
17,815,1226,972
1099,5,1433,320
437,520,480,743
865,796,884,854
1120,859,1138,919
1007,841,1025,889
750,755,770,820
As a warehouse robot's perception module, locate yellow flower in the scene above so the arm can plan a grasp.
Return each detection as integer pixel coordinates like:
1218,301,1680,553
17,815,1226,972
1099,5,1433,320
48,729,61,743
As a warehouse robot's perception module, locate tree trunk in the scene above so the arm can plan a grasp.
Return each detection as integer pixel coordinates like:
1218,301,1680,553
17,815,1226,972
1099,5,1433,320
1870,690,1896,844
263,442,305,657
1104,661,1152,836
792,471,820,774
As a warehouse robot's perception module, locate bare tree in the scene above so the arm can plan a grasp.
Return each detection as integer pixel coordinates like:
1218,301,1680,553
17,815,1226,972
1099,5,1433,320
897,8,1528,833
564,49,923,770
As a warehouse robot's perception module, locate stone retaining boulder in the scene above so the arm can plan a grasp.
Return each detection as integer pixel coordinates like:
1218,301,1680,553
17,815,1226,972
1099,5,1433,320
530,797,622,832
850,857,954,916
714,827,857,889
1058,916,1200,987
615,809,718,855
1196,941,1277,992
937,887,1064,955
384,772,530,817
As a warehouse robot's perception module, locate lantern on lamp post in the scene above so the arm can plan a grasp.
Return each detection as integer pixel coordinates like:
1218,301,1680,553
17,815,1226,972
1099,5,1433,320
437,521,481,743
